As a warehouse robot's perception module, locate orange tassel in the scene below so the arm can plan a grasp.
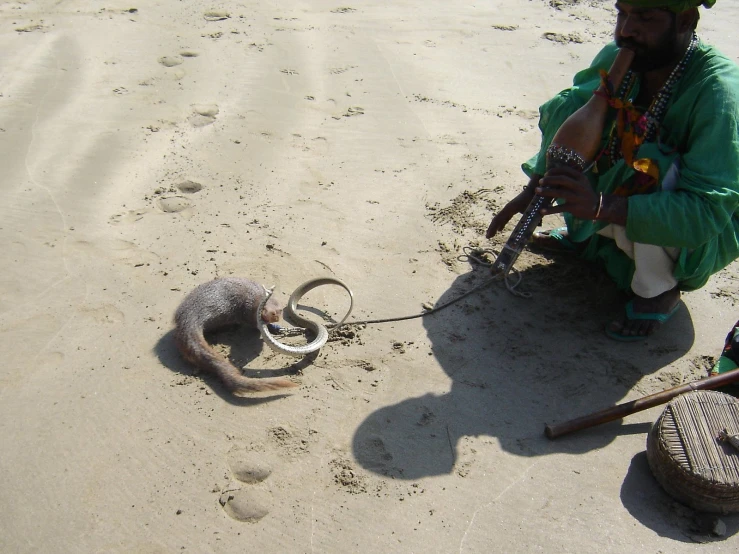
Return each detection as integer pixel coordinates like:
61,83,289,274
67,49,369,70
633,158,660,180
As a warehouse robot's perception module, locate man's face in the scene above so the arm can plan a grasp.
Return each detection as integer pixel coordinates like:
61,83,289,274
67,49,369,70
614,3,680,72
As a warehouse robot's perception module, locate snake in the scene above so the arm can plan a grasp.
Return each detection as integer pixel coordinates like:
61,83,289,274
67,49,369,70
257,277,354,357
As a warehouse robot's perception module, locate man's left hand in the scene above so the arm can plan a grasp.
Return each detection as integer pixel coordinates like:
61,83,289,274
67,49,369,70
537,165,599,220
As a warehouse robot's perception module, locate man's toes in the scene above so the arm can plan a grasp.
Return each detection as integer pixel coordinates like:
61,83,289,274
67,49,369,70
615,318,653,337
625,321,643,337
635,320,651,337
634,319,659,337
645,320,659,336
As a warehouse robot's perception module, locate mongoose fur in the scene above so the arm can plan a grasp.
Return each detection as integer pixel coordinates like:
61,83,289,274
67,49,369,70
174,277,298,394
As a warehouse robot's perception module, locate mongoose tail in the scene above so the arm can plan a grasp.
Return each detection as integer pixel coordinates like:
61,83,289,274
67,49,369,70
174,328,297,394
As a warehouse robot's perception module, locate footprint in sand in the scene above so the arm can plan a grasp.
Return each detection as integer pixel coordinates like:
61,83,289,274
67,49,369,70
109,208,149,225
219,489,270,522
188,104,219,127
219,446,274,522
355,435,394,474
227,446,273,484
332,106,365,120
175,180,203,194
158,56,184,68
158,55,187,81
157,196,192,213
204,10,230,21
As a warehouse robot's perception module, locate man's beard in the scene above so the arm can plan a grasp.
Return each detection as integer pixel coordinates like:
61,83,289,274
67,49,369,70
615,22,680,72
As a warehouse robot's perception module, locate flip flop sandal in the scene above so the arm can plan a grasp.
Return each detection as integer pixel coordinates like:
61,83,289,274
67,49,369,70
605,299,681,342
530,226,578,254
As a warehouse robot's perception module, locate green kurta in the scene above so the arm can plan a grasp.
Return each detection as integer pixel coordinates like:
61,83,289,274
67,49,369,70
523,41,739,291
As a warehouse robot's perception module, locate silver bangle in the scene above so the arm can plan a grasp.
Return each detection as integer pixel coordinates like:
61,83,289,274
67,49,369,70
593,193,604,220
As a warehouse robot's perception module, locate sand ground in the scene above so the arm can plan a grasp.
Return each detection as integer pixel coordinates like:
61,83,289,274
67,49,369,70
1,0,739,552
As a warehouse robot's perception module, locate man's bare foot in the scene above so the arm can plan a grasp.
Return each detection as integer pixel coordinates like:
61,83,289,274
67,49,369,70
606,286,681,341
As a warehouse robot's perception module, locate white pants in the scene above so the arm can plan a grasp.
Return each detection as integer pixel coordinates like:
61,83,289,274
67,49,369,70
596,158,681,299
597,224,680,298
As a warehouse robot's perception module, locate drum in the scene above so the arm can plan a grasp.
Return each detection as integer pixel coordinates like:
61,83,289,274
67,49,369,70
646,390,739,513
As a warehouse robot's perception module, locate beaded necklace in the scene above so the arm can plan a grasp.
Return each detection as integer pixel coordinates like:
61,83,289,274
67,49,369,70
606,32,699,166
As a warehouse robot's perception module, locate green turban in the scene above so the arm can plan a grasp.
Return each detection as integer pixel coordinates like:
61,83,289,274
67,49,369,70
621,0,715,12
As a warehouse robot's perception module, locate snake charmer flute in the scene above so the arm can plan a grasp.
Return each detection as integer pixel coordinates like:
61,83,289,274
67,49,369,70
492,47,636,275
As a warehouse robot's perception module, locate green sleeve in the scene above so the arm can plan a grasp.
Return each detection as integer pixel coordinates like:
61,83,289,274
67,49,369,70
626,55,739,249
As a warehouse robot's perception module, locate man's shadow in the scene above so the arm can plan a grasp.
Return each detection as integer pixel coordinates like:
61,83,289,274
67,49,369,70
154,325,314,406
352,258,696,479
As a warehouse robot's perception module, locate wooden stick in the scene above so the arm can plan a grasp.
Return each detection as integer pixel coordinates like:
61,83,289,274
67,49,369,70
545,367,739,439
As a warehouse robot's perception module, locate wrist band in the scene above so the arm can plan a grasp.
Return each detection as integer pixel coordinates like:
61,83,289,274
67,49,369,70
593,193,604,220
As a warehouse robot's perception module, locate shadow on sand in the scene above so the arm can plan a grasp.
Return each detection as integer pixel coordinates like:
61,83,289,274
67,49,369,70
154,326,313,406
350,254,739,540
353,258,696,478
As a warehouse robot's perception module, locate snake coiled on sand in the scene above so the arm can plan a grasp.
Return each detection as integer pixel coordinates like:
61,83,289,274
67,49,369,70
257,277,354,357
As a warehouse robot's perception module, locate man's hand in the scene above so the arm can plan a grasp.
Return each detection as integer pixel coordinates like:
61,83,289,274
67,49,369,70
537,165,599,220
485,175,540,239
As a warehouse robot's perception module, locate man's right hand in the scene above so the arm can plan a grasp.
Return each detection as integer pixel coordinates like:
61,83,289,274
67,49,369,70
485,175,540,239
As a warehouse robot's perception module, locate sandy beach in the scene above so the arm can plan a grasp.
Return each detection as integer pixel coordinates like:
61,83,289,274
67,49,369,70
2,0,739,551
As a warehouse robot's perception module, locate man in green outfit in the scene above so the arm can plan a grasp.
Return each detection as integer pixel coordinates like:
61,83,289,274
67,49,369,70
487,0,739,340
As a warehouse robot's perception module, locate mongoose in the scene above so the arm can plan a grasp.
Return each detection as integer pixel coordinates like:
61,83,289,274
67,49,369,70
174,277,298,394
